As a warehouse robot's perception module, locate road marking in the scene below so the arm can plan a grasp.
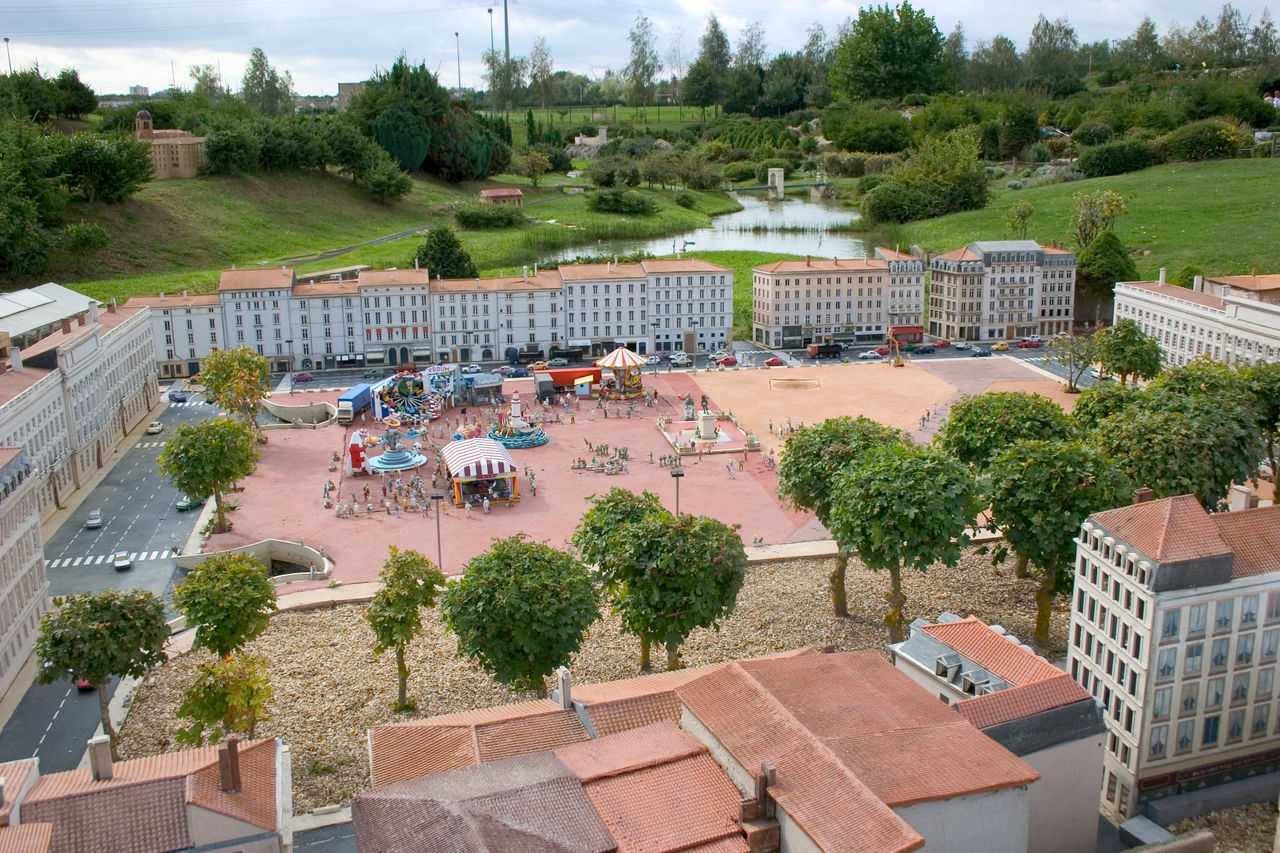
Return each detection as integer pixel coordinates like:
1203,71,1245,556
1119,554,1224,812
72,557,83,567
48,551,172,569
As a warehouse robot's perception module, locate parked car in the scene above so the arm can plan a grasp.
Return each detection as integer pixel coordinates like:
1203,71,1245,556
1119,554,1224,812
167,390,188,403
875,345,892,356
112,551,133,571
932,340,951,348
670,353,692,367
292,371,314,382
971,348,992,357
145,421,163,435
1017,340,1042,348
645,355,661,365
909,344,935,354
529,361,550,371
954,342,971,350
716,355,738,367
858,350,882,360
176,495,199,512
491,365,515,376
992,342,1010,351
363,368,385,379
548,357,569,368
85,508,103,529
460,363,482,375
764,356,785,366
508,366,531,378
76,678,94,692
710,350,730,361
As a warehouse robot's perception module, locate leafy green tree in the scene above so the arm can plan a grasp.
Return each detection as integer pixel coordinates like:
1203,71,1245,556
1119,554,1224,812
199,346,271,439
412,225,477,279
1093,318,1162,386
682,61,720,119
776,417,908,616
827,444,981,643
575,487,665,556
936,391,1075,469
968,36,1024,91
360,148,413,204
998,100,1039,158
176,653,272,745
831,1,949,100
0,119,65,275
370,100,431,171
625,15,663,115
157,417,259,532
1116,17,1166,70
1076,231,1139,324
1005,199,1035,239
823,103,912,153
366,547,446,711
987,441,1132,644
54,69,97,118
443,535,599,693
241,48,294,116
1170,264,1206,289
1045,332,1096,392
1071,189,1129,251
174,552,277,658
35,590,169,759
1025,14,1080,79
519,148,552,188
528,37,555,118
1071,382,1140,432
50,133,152,204
694,15,731,108
201,123,264,175
862,126,987,224
1245,362,1280,484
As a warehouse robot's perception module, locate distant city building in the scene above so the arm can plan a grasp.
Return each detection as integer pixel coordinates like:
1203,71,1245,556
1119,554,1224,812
1068,490,1280,822
928,240,1075,342
134,109,205,179
336,82,367,110
128,85,149,97
1113,270,1280,367
750,248,925,349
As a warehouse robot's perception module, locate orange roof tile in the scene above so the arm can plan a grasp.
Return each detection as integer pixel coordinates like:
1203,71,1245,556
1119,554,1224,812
1207,273,1280,292
920,617,1062,686
639,258,730,273
875,247,916,261
553,720,705,783
429,269,564,292
478,187,523,197
753,258,886,274
935,247,980,261
1212,504,1280,579
0,822,52,853
0,759,37,827
185,738,279,830
1118,281,1225,310
367,724,478,788
1091,495,1231,564
474,712,592,762
125,293,219,308
557,263,646,280
217,267,295,292
955,673,1093,730
356,269,431,288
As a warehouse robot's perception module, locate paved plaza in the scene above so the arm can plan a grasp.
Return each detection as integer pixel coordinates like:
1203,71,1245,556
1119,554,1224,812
206,357,1074,586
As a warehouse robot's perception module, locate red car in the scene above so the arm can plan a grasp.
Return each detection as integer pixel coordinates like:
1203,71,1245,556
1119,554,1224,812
875,345,892,356
1017,339,1042,348
763,356,784,366
716,355,738,367
933,340,951,348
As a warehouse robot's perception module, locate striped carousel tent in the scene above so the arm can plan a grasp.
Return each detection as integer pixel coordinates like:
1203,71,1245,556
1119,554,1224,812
440,438,519,506
595,345,646,368
594,345,647,399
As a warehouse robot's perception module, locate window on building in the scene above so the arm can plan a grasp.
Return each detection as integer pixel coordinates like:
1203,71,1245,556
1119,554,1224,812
1254,705,1271,736
1208,677,1225,708
1203,715,1221,746
1242,595,1259,625
1189,604,1208,636
1216,600,1234,630
1149,725,1167,758
1162,608,1181,641
1238,634,1255,665
1157,648,1176,680
1185,643,1203,675
1153,687,1171,719
1176,720,1194,751
1212,638,1230,669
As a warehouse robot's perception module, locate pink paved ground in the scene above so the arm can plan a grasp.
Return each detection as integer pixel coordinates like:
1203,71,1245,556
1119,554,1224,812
208,357,1067,587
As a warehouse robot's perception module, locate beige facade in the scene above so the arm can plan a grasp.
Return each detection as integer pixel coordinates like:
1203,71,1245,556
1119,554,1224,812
0,448,45,701
929,240,1075,342
134,109,205,179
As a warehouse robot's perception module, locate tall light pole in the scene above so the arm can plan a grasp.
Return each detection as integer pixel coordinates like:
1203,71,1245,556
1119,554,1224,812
670,468,684,515
430,490,445,572
4,38,10,74
455,32,462,96
487,8,494,54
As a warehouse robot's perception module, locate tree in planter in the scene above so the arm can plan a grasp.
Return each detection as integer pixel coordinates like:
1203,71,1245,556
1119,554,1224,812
826,443,981,643
176,653,272,745
601,511,747,671
366,546,446,711
199,346,271,441
987,440,1132,646
442,535,599,694
936,391,1075,469
1045,332,1096,393
173,552,277,658
35,589,169,760
157,417,259,533
776,417,908,616
411,225,477,279
1092,318,1162,386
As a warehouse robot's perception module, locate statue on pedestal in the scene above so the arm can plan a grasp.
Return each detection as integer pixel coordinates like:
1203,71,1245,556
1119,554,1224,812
700,393,710,413
684,393,695,421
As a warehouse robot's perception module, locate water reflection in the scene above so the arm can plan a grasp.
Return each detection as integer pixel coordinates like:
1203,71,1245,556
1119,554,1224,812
540,191,867,263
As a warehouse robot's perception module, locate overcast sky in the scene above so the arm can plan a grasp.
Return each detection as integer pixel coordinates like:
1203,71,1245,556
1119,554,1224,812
4,0,1275,97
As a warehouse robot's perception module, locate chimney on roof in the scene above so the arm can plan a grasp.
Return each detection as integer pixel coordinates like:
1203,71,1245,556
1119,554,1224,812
1158,267,1166,285
160,292,165,301
738,761,780,851
60,318,72,334
107,298,117,314
77,311,87,326
414,258,419,270
523,265,529,283
1193,275,1204,293
218,735,242,793
10,345,24,373
281,265,287,275
553,666,572,710
1133,487,1155,504
88,735,113,781
805,255,811,267
1229,483,1261,512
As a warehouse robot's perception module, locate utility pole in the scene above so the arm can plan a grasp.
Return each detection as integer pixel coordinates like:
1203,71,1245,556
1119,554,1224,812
455,32,462,96
502,0,511,116
3,38,10,75
488,8,494,54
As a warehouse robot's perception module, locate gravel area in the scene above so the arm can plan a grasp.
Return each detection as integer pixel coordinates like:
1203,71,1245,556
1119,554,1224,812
116,548,1067,813
1171,801,1278,852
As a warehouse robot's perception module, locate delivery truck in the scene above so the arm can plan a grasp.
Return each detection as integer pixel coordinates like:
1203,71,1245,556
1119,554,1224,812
806,342,842,358
336,383,373,424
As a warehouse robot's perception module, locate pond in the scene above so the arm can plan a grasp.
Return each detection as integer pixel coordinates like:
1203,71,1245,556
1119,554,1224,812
539,191,868,263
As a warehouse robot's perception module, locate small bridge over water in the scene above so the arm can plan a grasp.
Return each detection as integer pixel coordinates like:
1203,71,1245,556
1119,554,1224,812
726,166,830,199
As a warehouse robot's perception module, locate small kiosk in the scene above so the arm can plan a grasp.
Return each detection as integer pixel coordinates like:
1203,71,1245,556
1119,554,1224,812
440,438,520,507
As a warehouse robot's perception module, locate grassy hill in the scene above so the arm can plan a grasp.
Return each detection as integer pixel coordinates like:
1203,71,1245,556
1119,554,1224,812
894,159,1280,279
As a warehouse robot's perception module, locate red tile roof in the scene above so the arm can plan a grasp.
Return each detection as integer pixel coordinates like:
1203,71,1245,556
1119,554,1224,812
217,267,295,292
956,673,1092,730
1211,504,1280,579
478,187,524,198
0,822,52,853
558,263,647,280
935,247,980,261
921,617,1062,686
125,292,219,308
185,737,279,829
1118,281,1226,310
1091,494,1231,564
1208,273,1280,292
875,247,916,261
640,258,730,273
754,258,887,274
0,759,36,826
357,269,432,288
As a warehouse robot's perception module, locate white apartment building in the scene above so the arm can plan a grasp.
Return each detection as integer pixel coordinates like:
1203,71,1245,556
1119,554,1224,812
356,268,434,368
929,240,1075,343
216,266,298,373
432,268,565,363
0,447,46,700
750,248,924,350
1068,491,1280,823
1113,271,1280,367
128,291,221,379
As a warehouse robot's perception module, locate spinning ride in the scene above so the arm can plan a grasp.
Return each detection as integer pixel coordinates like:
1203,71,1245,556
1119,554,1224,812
366,417,429,472
595,346,646,399
488,392,548,448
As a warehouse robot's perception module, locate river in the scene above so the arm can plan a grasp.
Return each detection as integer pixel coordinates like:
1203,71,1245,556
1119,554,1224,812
539,191,868,263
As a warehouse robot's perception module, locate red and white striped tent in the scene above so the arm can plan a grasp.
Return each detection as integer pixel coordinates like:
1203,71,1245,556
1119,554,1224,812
441,438,519,506
595,345,646,369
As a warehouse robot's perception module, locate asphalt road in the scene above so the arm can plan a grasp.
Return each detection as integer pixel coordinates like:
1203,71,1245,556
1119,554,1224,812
0,390,214,773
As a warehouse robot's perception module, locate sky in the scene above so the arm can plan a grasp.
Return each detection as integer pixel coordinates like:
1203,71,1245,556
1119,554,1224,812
3,0,1275,97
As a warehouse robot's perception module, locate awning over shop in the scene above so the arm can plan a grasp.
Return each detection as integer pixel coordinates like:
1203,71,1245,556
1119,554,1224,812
440,438,518,480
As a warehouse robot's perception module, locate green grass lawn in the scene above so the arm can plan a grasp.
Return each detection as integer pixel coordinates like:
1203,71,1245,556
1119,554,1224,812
500,104,716,148
894,158,1280,279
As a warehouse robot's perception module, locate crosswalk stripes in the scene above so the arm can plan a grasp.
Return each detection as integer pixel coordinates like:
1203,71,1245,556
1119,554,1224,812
45,550,173,569
137,441,167,448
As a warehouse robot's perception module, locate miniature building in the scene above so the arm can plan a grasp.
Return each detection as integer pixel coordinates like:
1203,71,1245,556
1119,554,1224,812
134,109,206,179
1113,269,1280,367
477,187,523,206
1068,491,1280,822
0,447,45,701
929,240,1076,342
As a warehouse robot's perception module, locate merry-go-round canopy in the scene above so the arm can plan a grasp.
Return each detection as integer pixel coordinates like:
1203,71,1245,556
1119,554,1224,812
595,345,646,369
440,438,518,481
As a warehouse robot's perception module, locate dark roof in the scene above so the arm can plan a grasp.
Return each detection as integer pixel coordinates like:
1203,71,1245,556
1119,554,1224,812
351,750,614,853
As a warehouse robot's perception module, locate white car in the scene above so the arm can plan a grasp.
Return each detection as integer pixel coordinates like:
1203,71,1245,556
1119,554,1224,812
112,551,133,571
145,421,163,435
85,508,103,529
670,353,692,367
461,364,482,375
858,350,882,360
646,355,661,365
953,342,971,350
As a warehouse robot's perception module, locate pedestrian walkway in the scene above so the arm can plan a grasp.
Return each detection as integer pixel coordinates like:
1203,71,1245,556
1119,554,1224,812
135,440,167,448
45,550,176,569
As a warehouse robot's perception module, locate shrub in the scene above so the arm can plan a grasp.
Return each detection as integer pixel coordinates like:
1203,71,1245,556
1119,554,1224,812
824,152,866,177
586,156,641,188
983,166,1006,178
1006,180,1024,190
1044,135,1072,157
725,147,754,162
586,189,657,215
530,142,571,173
823,103,911,153
1024,142,1051,163
1078,140,1154,178
62,222,110,254
864,153,901,173
856,173,884,194
721,161,757,183
1157,120,1239,162
674,191,698,209
1071,120,1114,146
454,203,525,229
754,158,793,184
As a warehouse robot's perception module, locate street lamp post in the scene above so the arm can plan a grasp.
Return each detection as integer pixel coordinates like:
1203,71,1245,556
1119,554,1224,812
650,320,660,361
430,489,446,572
487,9,494,54
670,467,684,515
455,32,462,96
3,38,10,75
285,340,294,394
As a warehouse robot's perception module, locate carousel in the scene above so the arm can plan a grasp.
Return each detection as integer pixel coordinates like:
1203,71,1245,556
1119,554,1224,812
595,345,646,399
488,392,549,448
440,438,520,506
